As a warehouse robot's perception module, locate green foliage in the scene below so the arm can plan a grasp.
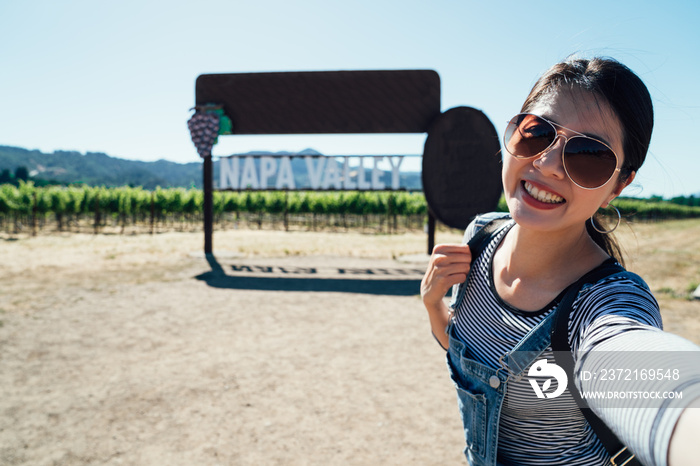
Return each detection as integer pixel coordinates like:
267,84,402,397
1,185,699,233
67,186,86,214
220,191,240,213
615,197,700,220
15,181,34,215
15,166,29,182
668,194,699,207
49,186,69,214
0,184,18,214
265,192,287,214
0,169,12,184
183,189,203,214
497,195,508,212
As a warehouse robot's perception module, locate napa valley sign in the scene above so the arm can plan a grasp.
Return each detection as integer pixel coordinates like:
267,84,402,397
219,155,407,190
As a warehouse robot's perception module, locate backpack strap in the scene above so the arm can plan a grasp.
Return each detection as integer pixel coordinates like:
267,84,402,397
551,261,641,466
465,216,512,262
449,215,512,311
434,215,512,350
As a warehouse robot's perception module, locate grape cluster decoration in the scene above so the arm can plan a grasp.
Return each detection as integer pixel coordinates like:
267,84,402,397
187,110,220,158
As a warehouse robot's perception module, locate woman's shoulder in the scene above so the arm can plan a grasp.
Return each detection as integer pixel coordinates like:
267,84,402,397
463,211,512,244
569,270,663,352
575,269,660,321
578,269,656,305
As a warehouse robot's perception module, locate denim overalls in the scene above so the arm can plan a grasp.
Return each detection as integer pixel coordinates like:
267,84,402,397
445,307,557,466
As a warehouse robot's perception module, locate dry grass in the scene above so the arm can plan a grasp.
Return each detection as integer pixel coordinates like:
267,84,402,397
2,219,697,341
2,219,698,298
0,219,698,466
613,219,700,341
617,219,700,298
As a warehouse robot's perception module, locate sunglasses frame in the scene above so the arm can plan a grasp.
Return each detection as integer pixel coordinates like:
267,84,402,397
504,113,621,190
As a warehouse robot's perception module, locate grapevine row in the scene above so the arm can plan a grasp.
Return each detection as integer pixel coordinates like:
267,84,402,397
0,183,429,216
2,183,699,236
0,183,431,235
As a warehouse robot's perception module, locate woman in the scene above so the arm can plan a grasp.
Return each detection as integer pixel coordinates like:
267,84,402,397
421,56,699,466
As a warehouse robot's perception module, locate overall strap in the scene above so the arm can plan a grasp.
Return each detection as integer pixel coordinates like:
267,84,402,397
503,310,557,376
551,261,641,466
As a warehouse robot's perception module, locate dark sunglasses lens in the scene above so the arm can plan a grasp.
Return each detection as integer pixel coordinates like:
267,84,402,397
564,137,617,188
505,114,556,158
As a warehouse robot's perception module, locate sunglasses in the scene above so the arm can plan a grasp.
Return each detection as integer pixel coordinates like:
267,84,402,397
504,113,621,189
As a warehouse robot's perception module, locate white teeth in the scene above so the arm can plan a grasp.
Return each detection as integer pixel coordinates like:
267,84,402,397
524,181,565,204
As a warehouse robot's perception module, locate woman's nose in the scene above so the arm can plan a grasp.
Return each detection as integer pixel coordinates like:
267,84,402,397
533,135,567,177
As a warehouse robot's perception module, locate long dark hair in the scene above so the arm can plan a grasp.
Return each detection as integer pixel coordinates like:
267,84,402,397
520,56,654,266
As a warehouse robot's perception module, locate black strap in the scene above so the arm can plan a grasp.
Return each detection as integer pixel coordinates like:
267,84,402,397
551,262,640,466
466,217,511,262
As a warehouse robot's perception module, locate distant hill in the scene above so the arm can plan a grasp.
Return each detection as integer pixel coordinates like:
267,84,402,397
0,145,202,189
0,145,422,190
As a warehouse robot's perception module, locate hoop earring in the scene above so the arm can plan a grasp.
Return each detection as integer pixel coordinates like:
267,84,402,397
591,204,621,234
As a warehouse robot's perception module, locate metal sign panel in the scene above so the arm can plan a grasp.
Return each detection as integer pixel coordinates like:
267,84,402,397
195,70,441,134
422,106,502,230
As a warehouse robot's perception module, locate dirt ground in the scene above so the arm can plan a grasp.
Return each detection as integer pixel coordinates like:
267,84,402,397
1,222,698,466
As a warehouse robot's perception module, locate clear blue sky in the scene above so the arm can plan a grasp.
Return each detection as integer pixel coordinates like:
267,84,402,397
1,0,699,197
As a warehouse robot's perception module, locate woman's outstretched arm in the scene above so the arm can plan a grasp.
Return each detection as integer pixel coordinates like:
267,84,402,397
576,326,700,466
668,397,700,466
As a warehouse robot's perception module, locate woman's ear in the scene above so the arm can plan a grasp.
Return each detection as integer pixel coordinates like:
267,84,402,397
620,170,637,191
603,171,636,208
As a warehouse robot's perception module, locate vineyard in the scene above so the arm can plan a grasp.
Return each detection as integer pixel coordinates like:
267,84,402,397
0,183,430,235
2,183,700,236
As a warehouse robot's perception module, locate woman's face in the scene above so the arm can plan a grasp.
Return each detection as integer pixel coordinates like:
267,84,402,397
502,87,631,234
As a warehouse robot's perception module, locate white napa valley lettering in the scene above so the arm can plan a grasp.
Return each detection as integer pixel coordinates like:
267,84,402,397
321,157,342,190
305,156,325,189
275,157,295,189
342,157,356,190
239,156,259,189
387,156,403,190
220,156,240,189
219,155,405,190
259,157,277,187
372,157,385,190
356,157,371,189
220,156,296,190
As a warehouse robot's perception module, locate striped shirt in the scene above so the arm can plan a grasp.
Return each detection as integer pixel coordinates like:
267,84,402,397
452,214,700,466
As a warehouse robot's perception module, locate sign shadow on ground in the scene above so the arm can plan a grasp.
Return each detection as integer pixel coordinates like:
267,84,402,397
195,254,423,296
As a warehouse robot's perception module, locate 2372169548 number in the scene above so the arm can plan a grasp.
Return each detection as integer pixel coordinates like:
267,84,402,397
595,368,680,381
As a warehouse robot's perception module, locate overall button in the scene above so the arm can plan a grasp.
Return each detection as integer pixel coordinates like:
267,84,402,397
489,375,500,388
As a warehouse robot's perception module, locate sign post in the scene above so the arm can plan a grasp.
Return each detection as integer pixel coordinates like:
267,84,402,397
203,155,213,254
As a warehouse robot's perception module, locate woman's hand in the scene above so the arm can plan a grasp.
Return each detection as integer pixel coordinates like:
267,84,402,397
420,244,472,349
668,397,700,466
421,244,472,309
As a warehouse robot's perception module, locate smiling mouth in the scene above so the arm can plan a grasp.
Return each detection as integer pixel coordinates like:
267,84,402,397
523,181,566,204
